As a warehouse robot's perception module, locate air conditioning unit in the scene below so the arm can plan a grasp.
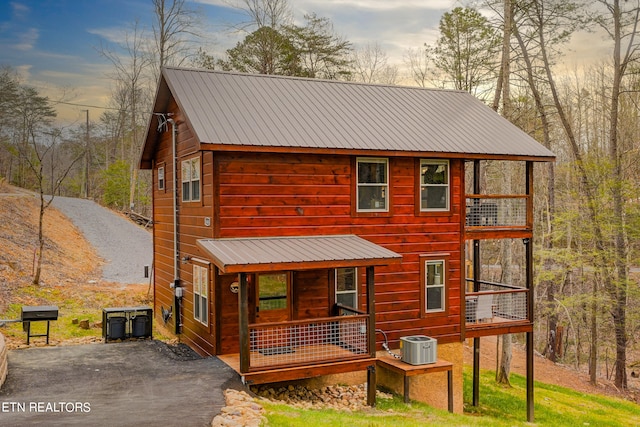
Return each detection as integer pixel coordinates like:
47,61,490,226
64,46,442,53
400,335,437,365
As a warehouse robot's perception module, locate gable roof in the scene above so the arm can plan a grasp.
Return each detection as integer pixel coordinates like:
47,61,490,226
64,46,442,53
140,67,554,168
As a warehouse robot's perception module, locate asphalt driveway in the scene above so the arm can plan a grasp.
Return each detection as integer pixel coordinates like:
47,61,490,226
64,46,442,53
0,340,239,426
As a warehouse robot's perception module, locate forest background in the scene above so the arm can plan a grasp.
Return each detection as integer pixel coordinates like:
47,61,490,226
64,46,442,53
1,0,639,394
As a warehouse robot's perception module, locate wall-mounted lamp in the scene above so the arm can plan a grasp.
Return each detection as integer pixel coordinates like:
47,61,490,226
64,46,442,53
230,281,239,294
181,255,191,264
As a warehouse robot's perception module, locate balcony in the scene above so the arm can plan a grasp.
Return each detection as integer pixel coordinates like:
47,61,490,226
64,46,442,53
465,279,531,337
465,195,531,238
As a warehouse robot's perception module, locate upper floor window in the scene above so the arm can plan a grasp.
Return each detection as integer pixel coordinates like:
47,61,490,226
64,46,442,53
357,158,388,212
420,160,449,211
157,165,165,191
193,263,209,325
336,267,358,309
182,157,200,202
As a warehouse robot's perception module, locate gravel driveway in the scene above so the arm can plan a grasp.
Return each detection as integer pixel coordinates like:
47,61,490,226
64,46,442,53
50,197,152,284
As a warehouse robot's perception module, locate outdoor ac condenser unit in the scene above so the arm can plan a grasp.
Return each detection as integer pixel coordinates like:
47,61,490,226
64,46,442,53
400,335,437,365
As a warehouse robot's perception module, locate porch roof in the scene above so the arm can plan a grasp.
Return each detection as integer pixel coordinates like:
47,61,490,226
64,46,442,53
196,235,402,274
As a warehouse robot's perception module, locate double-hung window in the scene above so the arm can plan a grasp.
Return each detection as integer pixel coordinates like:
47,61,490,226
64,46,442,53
193,264,208,325
420,254,448,315
420,160,449,211
357,158,388,212
335,267,358,309
181,157,200,202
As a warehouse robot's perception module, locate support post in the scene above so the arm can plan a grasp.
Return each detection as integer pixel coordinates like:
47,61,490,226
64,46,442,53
472,159,481,407
524,164,535,422
238,272,249,373
366,266,376,407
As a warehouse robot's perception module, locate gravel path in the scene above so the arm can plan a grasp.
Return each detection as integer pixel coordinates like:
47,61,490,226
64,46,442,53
50,197,152,284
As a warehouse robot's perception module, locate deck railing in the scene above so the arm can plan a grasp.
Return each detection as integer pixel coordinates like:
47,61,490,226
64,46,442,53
247,314,370,370
465,279,529,326
465,195,529,228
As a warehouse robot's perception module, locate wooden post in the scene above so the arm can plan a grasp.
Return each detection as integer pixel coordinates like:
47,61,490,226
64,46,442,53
472,160,481,407
239,272,249,374
525,161,534,422
366,266,377,406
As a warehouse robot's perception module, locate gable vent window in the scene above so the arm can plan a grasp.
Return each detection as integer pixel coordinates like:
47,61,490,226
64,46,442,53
181,157,200,202
158,166,165,191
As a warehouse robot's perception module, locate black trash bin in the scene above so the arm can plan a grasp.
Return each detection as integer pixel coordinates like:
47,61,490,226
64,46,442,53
108,316,127,340
131,315,149,338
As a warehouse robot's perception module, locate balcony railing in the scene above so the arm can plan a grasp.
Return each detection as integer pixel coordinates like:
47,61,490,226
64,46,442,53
465,195,529,228
465,279,529,327
247,314,370,371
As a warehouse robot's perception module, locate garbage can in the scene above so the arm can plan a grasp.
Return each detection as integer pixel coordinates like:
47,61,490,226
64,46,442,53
108,316,127,340
131,315,149,338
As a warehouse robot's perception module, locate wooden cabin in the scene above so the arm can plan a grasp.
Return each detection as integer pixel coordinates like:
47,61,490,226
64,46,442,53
140,67,554,418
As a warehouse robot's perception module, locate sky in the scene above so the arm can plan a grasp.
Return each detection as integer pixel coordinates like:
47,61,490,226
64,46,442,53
0,0,610,126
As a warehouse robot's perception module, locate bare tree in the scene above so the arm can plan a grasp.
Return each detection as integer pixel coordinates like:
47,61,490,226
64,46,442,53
231,0,292,30
151,0,201,81
98,20,152,213
404,45,434,87
350,42,399,84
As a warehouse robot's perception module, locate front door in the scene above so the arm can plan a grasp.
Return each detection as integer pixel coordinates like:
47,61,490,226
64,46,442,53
255,272,291,323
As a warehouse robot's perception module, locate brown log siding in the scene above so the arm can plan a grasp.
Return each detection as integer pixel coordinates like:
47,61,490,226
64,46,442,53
214,152,463,351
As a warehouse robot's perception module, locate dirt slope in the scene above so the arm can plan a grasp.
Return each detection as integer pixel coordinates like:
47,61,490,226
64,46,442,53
0,183,149,348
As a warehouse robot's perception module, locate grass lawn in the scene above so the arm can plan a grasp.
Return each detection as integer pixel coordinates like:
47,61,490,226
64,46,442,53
261,368,640,426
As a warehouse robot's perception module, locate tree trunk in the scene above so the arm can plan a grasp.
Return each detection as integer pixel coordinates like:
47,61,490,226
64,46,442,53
497,334,512,385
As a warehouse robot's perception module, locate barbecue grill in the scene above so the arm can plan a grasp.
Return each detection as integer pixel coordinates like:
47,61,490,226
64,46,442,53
21,305,58,344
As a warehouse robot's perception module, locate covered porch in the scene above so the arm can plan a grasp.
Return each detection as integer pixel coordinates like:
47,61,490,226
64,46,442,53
197,234,402,405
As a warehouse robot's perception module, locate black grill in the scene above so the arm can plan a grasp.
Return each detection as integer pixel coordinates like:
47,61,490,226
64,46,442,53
21,305,58,344
21,305,59,321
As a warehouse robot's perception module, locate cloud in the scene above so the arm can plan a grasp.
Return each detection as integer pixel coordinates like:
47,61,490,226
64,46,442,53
14,27,39,51
301,0,452,11
87,26,133,45
10,2,30,19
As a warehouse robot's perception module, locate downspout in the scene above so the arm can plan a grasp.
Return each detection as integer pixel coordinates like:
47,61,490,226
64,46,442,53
169,117,182,334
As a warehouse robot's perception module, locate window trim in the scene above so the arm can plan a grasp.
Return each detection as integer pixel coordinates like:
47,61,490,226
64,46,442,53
420,253,449,317
193,262,209,326
181,157,201,203
355,157,390,214
417,159,450,213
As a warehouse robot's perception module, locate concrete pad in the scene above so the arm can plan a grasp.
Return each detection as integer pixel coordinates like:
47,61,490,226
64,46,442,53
0,340,240,426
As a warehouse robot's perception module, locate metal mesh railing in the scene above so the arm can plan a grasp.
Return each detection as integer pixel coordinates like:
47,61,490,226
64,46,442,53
248,315,369,369
465,280,528,325
465,196,528,227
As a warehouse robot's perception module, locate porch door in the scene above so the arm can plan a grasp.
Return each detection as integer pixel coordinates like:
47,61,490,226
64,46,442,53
255,272,291,323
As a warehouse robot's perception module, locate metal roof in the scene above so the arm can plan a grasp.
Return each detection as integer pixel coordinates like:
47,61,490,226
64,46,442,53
196,235,403,274
140,67,555,168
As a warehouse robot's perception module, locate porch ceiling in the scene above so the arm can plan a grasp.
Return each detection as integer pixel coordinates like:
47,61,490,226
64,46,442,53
196,234,402,274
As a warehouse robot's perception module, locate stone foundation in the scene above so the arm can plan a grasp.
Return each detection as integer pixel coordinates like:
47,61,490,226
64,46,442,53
256,341,464,413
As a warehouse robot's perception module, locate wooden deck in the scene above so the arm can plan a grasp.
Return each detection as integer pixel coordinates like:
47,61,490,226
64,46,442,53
219,352,377,385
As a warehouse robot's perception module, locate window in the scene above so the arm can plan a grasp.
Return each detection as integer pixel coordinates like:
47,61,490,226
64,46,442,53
420,160,449,211
193,264,208,325
357,158,388,211
258,273,288,311
336,267,358,309
181,157,200,202
421,256,447,315
158,166,165,190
